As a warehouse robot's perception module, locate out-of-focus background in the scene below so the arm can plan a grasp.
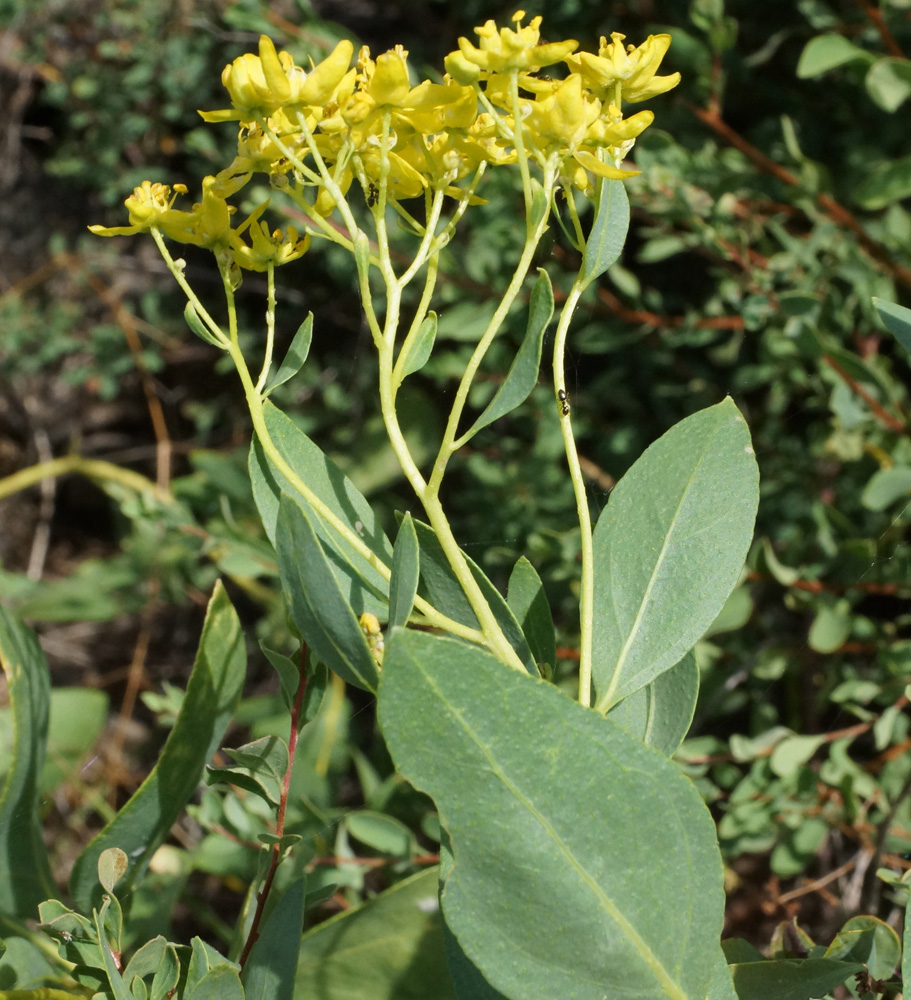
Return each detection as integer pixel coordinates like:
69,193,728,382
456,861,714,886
3,0,911,948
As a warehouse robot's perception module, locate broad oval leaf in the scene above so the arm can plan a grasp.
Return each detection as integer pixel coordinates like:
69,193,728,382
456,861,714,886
580,178,630,289
795,34,872,78
276,493,379,693
465,269,554,439
69,582,246,912
865,57,911,113
379,630,725,1000
729,959,861,1000
249,400,392,616
0,605,55,914
605,650,698,756
592,398,758,712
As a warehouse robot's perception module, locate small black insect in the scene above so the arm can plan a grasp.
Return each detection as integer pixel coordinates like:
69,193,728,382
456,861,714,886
367,183,379,208
557,388,570,416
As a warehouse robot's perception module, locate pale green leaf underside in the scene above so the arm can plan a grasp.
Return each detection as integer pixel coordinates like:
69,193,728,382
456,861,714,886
593,398,759,711
379,630,725,1000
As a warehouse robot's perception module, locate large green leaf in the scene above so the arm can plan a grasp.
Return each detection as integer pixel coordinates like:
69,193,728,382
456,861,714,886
0,605,55,915
592,398,758,711
276,493,380,693
605,650,698,756
294,867,456,1000
249,401,391,616
379,630,725,1000
69,582,246,912
465,269,554,438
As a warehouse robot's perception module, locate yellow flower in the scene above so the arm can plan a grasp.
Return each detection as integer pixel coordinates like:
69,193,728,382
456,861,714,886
89,181,192,238
231,207,311,271
565,33,680,104
446,10,577,81
395,79,478,135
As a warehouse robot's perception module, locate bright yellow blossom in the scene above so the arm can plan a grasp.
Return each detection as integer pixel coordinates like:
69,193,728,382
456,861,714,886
565,32,680,104
89,181,191,238
446,10,577,80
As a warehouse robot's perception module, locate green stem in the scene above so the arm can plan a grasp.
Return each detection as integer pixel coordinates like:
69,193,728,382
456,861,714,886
255,262,277,394
552,278,595,707
0,455,168,503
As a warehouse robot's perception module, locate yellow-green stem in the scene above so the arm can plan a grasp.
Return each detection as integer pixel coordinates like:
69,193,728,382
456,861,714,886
552,279,594,706
0,456,166,503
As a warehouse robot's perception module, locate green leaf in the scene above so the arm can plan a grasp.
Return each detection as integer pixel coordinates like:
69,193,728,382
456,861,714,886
242,879,305,1000
379,630,725,1000
807,603,851,653
592,399,759,711
95,900,132,1000
98,847,129,894
276,493,380,692
865,56,911,112
729,959,861,1000
605,650,698,756
874,296,911,358
389,513,420,630
506,556,556,677
769,734,826,778
0,605,55,915
206,735,289,808
69,581,246,912
581,178,630,289
706,950,738,1000
184,301,226,348
397,312,437,380
249,401,392,616
853,156,911,210
185,965,245,1000
344,810,414,856
862,465,911,510
824,915,900,981
261,643,301,710
409,518,536,673
295,867,456,1000
465,269,553,438
266,313,313,394
904,888,911,1000
442,916,509,1000
527,176,549,230
796,34,872,78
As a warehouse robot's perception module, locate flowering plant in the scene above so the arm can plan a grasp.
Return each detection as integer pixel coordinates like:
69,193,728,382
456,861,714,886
3,11,879,1000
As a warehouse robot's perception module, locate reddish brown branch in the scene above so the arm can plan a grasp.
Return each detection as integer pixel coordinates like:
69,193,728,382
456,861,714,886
854,0,905,58
822,354,909,433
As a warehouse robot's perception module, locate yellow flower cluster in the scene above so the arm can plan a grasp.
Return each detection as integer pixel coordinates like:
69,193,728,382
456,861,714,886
92,12,679,257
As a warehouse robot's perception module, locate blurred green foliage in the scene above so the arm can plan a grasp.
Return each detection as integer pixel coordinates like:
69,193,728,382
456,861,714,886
5,0,911,945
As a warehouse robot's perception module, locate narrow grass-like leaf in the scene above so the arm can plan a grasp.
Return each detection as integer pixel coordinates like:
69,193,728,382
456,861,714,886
242,880,305,1000
266,313,313,394
0,606,56,915
389,513,420,630
294,868,456,1000
398,312,437,380
409,518,535,673
249,401,391,616
605,650,698,756
276,493,379,692
506,556,556,677
592,399,758,711
465,269,553,438
379,630,725,1000
580,178,630,289
69,582,246,912
874,296,911,358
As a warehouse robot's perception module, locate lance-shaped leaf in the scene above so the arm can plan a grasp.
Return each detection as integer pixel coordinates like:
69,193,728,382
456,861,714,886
397,312,437,382
184,301,227,348
242,879,305,1000
266,314,313,395
506,556,556,677
389,513,420,630
0,605,55,915
276,493,379,693
379,630,725,1000
874,296,911,359
408,518,535,673
250,400,392,616
69,582,246,912
728,959,861,1000
464,269,554,439
580,178,630,289
605,650,699,756
592,398,758,712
